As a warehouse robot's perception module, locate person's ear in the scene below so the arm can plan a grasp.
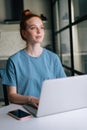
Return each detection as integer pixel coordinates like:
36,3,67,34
21,30,27,40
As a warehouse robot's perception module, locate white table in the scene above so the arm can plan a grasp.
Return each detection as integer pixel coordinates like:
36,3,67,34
1,104,87,130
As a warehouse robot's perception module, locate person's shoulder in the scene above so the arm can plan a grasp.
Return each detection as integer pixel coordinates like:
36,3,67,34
8,49,24,61
44,48,58,58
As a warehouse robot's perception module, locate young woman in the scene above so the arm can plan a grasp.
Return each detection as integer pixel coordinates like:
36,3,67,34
3,9,66,107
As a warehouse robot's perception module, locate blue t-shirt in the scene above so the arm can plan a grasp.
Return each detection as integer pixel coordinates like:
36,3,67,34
3,48,66,97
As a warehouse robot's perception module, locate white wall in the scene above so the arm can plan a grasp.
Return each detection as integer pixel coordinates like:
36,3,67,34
0,0,5,21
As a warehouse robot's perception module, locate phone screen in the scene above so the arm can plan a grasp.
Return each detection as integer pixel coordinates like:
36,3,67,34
8,109,31,120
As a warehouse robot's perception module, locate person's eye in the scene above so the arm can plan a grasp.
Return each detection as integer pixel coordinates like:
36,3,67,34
30,26,36,30
26,26,36,30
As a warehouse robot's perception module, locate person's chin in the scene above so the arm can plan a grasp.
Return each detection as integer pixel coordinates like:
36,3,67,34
36,39,43,43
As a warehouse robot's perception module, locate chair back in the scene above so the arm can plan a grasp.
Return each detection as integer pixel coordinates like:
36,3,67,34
0,69,9,105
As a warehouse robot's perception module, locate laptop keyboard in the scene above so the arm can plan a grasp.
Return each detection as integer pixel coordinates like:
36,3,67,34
23,104,38,116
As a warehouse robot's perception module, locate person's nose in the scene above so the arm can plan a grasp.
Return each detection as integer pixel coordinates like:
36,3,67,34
37,28,41,34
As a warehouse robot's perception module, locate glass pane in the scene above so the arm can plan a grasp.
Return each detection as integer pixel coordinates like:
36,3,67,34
53,1,59,31
60,29,71,67
54,34,61,56
71,0,87,22
72,20,87,73
58,0,69,29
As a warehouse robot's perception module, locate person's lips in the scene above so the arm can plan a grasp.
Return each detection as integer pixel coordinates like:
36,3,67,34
36,36,42,39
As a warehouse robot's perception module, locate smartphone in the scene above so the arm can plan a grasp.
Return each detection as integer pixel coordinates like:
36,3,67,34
8,109,32,120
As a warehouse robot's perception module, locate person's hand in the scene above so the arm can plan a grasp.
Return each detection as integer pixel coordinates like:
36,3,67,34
28,96,39,108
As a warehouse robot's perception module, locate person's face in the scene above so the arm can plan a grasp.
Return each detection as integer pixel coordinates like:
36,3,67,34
23,17,45,44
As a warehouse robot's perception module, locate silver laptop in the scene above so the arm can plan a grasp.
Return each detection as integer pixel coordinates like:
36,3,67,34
23,75,87,117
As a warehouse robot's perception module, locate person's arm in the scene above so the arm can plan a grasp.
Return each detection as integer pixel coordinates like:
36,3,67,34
8,86,39,106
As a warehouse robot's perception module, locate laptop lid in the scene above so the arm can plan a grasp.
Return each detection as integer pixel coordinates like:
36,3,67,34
36,75,87,117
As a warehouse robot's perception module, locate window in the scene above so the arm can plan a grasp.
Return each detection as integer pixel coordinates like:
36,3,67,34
52,0,87,75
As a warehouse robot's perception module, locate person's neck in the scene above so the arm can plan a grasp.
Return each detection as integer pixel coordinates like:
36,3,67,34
25,44,43,57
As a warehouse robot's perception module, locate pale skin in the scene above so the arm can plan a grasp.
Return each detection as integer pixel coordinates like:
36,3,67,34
8,17,45,107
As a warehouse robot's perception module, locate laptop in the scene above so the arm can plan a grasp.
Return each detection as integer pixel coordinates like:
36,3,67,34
23,75,87,117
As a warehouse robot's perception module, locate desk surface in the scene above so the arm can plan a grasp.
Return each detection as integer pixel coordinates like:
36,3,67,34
1,104,87,130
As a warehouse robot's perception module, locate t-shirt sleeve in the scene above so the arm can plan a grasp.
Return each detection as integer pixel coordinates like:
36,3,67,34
54,55,66,78
2,58,17,86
